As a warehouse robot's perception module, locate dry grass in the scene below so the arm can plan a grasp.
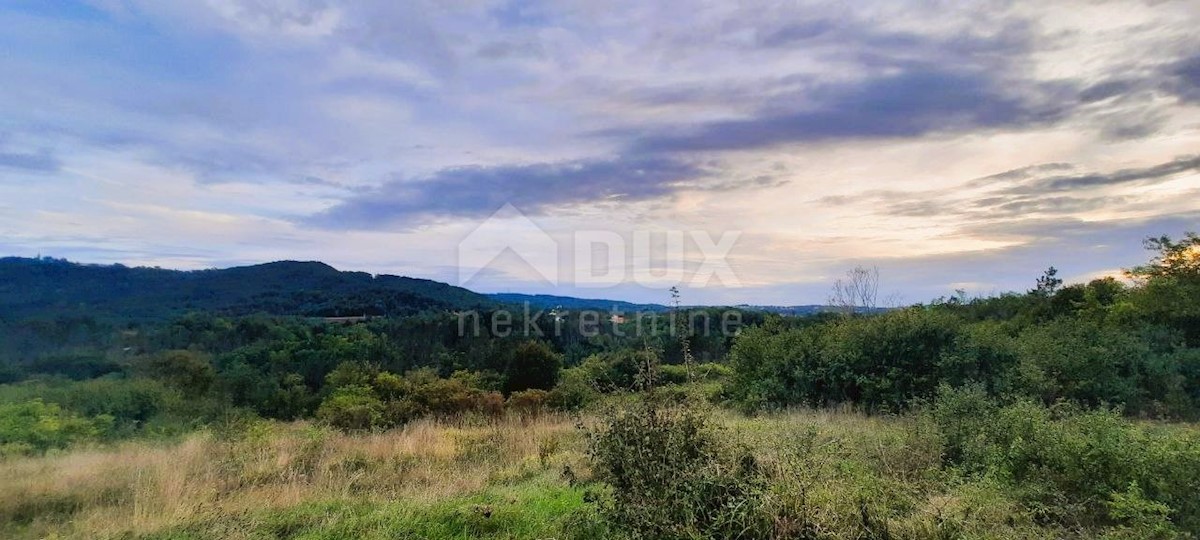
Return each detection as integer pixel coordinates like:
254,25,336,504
5,406,1173,539
0,413,582,539
719,407,1054,539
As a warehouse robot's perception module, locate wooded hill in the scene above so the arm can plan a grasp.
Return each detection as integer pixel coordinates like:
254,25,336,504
0,257,493,321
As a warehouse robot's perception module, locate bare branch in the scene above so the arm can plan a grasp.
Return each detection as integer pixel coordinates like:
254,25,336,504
829,265,880,315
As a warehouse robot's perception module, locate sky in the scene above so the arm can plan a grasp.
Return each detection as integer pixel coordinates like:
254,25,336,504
1,0,1198,305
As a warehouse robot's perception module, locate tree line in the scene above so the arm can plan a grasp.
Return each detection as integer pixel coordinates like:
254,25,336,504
1,232,1197,453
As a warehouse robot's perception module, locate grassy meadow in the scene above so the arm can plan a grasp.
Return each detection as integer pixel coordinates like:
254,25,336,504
0,413,584,539
4,401,1197,539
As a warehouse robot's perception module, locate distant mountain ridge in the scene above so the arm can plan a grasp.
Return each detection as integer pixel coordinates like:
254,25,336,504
488,294,865,315
0,256,857,321
734,304,892,315
488,293,669,312
0,257,493,320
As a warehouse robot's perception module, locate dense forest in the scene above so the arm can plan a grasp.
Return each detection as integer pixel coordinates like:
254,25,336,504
0,255,758,442
4,234,1196,432
0,257,493,321
2,232,1199,538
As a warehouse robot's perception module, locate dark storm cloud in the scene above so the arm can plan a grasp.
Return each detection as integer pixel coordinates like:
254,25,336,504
819,155,1199,225
603,17,1052,154
984,194,1133,216
578,16,1059,156
951,155,1198,217
307,155,739,229
596,19,1033,115
1079,80,1136,103
1072,57,1195,108
627,67,1065,153
1166,54,1200,102
1021,154,1200,192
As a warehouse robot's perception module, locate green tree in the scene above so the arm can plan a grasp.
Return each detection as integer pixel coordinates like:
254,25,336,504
586,401,768,539
138,350,215,397
1034,266,1063,296
503,341,562,394
315,385,382,431
1128,232,1200,280
0,399,110,455
324,361,377,389
1011,317,1146,409
1127,232,1200,346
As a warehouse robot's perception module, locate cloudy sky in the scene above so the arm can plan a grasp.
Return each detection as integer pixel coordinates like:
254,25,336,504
1,0,1198,305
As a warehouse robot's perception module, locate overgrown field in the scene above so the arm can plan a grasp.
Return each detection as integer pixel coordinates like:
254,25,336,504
2,232,1198,538
1,413,583,539
4,399,1198,539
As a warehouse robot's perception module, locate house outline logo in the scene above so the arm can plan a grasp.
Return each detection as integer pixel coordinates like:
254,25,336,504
457,203,559,286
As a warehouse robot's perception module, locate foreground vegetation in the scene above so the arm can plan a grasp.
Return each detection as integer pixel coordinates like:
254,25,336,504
0,413,583,539
3,396,1198,539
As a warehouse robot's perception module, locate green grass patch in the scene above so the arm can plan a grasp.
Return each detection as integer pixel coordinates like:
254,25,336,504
139,481,587,540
